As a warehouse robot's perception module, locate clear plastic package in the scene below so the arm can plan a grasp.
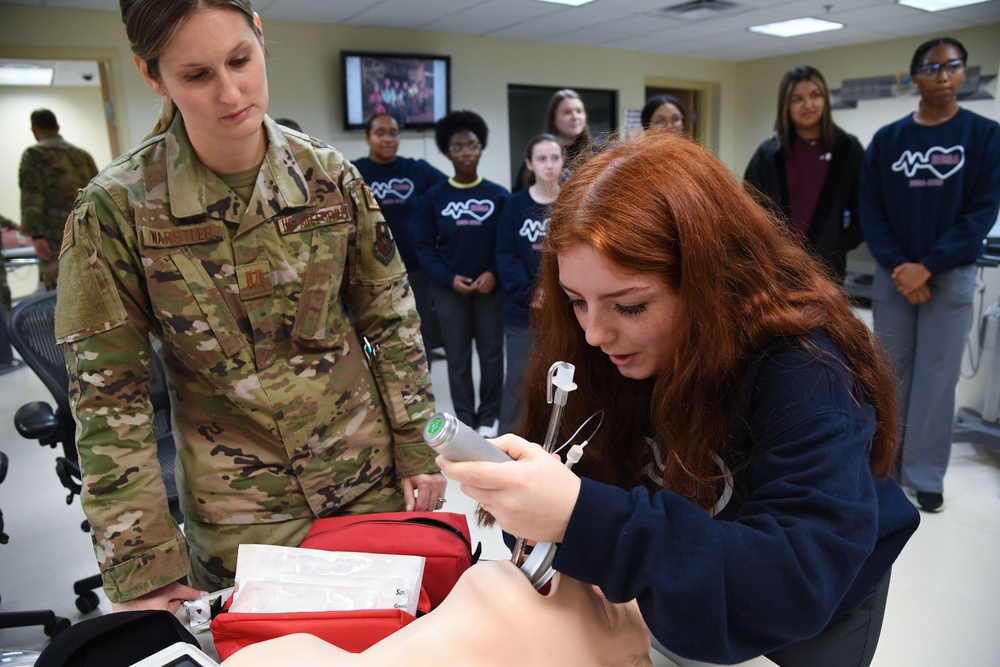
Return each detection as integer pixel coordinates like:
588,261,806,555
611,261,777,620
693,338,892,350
231,544,425,616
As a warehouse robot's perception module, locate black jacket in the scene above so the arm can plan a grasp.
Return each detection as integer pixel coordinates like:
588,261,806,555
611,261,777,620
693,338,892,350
745,128,864,279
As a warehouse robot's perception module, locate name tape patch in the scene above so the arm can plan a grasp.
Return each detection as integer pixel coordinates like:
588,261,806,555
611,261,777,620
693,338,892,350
141,220,226,248
275,205,350,235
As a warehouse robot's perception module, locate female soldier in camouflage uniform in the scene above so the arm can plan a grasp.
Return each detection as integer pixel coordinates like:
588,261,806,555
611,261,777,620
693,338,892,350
55,0,445,612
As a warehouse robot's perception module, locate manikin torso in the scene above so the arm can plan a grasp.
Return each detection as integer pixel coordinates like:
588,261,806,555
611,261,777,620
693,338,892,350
222,560,652,666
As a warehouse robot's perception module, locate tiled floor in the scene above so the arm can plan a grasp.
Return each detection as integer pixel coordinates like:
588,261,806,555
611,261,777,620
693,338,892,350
1,306,999,665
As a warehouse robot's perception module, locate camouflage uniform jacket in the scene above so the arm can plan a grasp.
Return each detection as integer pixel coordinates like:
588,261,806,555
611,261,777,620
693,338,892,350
55,114,437,602
0,214,14,312
19,134,98,244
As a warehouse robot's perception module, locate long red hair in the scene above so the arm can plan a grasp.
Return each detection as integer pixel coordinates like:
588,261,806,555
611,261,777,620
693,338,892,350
517,133,897,509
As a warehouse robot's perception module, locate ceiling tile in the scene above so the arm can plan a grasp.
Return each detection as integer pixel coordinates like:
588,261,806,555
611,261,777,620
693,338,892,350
428,0,564,38
550,14,684,45
257,0,375,24
42,0,119,10
345,0,485,30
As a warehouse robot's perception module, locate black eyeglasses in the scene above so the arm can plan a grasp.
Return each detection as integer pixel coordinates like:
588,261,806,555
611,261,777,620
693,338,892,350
448,143,482,155
915,59,964,78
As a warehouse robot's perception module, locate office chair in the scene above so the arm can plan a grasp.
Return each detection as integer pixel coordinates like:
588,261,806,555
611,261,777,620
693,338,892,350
0,450,72,637
8,290,183,613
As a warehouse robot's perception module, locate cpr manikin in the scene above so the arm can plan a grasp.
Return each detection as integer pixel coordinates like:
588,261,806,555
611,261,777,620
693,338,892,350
221,560,653,667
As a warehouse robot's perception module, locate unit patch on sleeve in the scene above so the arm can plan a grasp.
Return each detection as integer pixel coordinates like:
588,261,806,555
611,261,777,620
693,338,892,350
372,220,396,266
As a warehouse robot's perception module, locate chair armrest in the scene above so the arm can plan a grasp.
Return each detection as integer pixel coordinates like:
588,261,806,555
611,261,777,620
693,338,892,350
14,401,61,442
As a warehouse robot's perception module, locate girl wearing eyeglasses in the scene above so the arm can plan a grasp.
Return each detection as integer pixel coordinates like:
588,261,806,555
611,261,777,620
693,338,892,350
640,94,686,136
744,66,864,282
861,37,1000,514
416,110,510,438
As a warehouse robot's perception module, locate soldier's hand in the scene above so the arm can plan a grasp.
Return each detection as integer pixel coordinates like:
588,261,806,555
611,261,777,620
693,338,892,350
33,238,53,261
401,472,448,512
111,580,206,614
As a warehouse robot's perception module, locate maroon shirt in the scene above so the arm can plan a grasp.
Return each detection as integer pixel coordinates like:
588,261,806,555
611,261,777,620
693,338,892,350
785,135,831,241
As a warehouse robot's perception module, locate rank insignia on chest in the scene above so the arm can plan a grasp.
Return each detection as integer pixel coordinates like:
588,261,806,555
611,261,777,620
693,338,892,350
372,220,396,266
237,260,273,300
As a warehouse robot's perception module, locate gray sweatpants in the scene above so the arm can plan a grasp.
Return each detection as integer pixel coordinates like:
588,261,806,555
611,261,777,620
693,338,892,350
872,262,976,494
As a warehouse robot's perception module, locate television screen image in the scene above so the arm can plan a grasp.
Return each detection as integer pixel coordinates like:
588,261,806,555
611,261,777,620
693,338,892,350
342,51,450,131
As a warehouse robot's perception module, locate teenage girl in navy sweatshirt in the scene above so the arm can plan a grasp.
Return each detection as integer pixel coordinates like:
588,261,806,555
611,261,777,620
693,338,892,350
496,134,562,433
355,113,447,360
861,37,1000,513
416,110,509,437
441,134,918,667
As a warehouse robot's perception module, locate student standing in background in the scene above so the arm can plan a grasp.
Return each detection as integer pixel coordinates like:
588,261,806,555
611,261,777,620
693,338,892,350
861,37,1000,513
514,89,592,192
355,113,448,360
416,110,509,438
640,94,686,136
745,66,864,281
497,134,562,433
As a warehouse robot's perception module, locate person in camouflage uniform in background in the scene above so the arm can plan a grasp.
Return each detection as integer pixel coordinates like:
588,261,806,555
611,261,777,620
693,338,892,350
55,0,445,612
18,108,98,291
0,214,15,313
0,214,17,371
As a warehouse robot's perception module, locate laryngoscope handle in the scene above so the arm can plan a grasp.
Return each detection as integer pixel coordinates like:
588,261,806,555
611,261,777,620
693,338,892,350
423,412,557,591
422,412,512,463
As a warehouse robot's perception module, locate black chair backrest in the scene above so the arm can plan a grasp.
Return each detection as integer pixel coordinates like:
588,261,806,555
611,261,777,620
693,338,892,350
8,291,181,516
8,291,70,420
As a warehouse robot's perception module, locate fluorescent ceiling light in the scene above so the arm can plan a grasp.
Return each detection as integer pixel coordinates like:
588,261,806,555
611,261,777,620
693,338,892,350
897,0,992,11
749,17,844,38
0,65,54,86
535,0,594,6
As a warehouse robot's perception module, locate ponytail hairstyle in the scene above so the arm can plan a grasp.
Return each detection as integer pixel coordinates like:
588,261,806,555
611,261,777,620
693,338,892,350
119,0,260,138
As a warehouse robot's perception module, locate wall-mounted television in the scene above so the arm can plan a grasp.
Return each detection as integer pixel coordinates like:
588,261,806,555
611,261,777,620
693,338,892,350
341,51,451,132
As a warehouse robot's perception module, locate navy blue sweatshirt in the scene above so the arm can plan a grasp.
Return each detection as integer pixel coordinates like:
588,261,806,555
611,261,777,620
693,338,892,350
496,189,549,328
860,108,1000,274
415,178,510,288
553,335,919,664
353,156,447,270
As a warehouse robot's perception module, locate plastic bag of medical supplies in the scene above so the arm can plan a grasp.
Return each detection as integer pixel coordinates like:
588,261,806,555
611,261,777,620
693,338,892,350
211,512,476,659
